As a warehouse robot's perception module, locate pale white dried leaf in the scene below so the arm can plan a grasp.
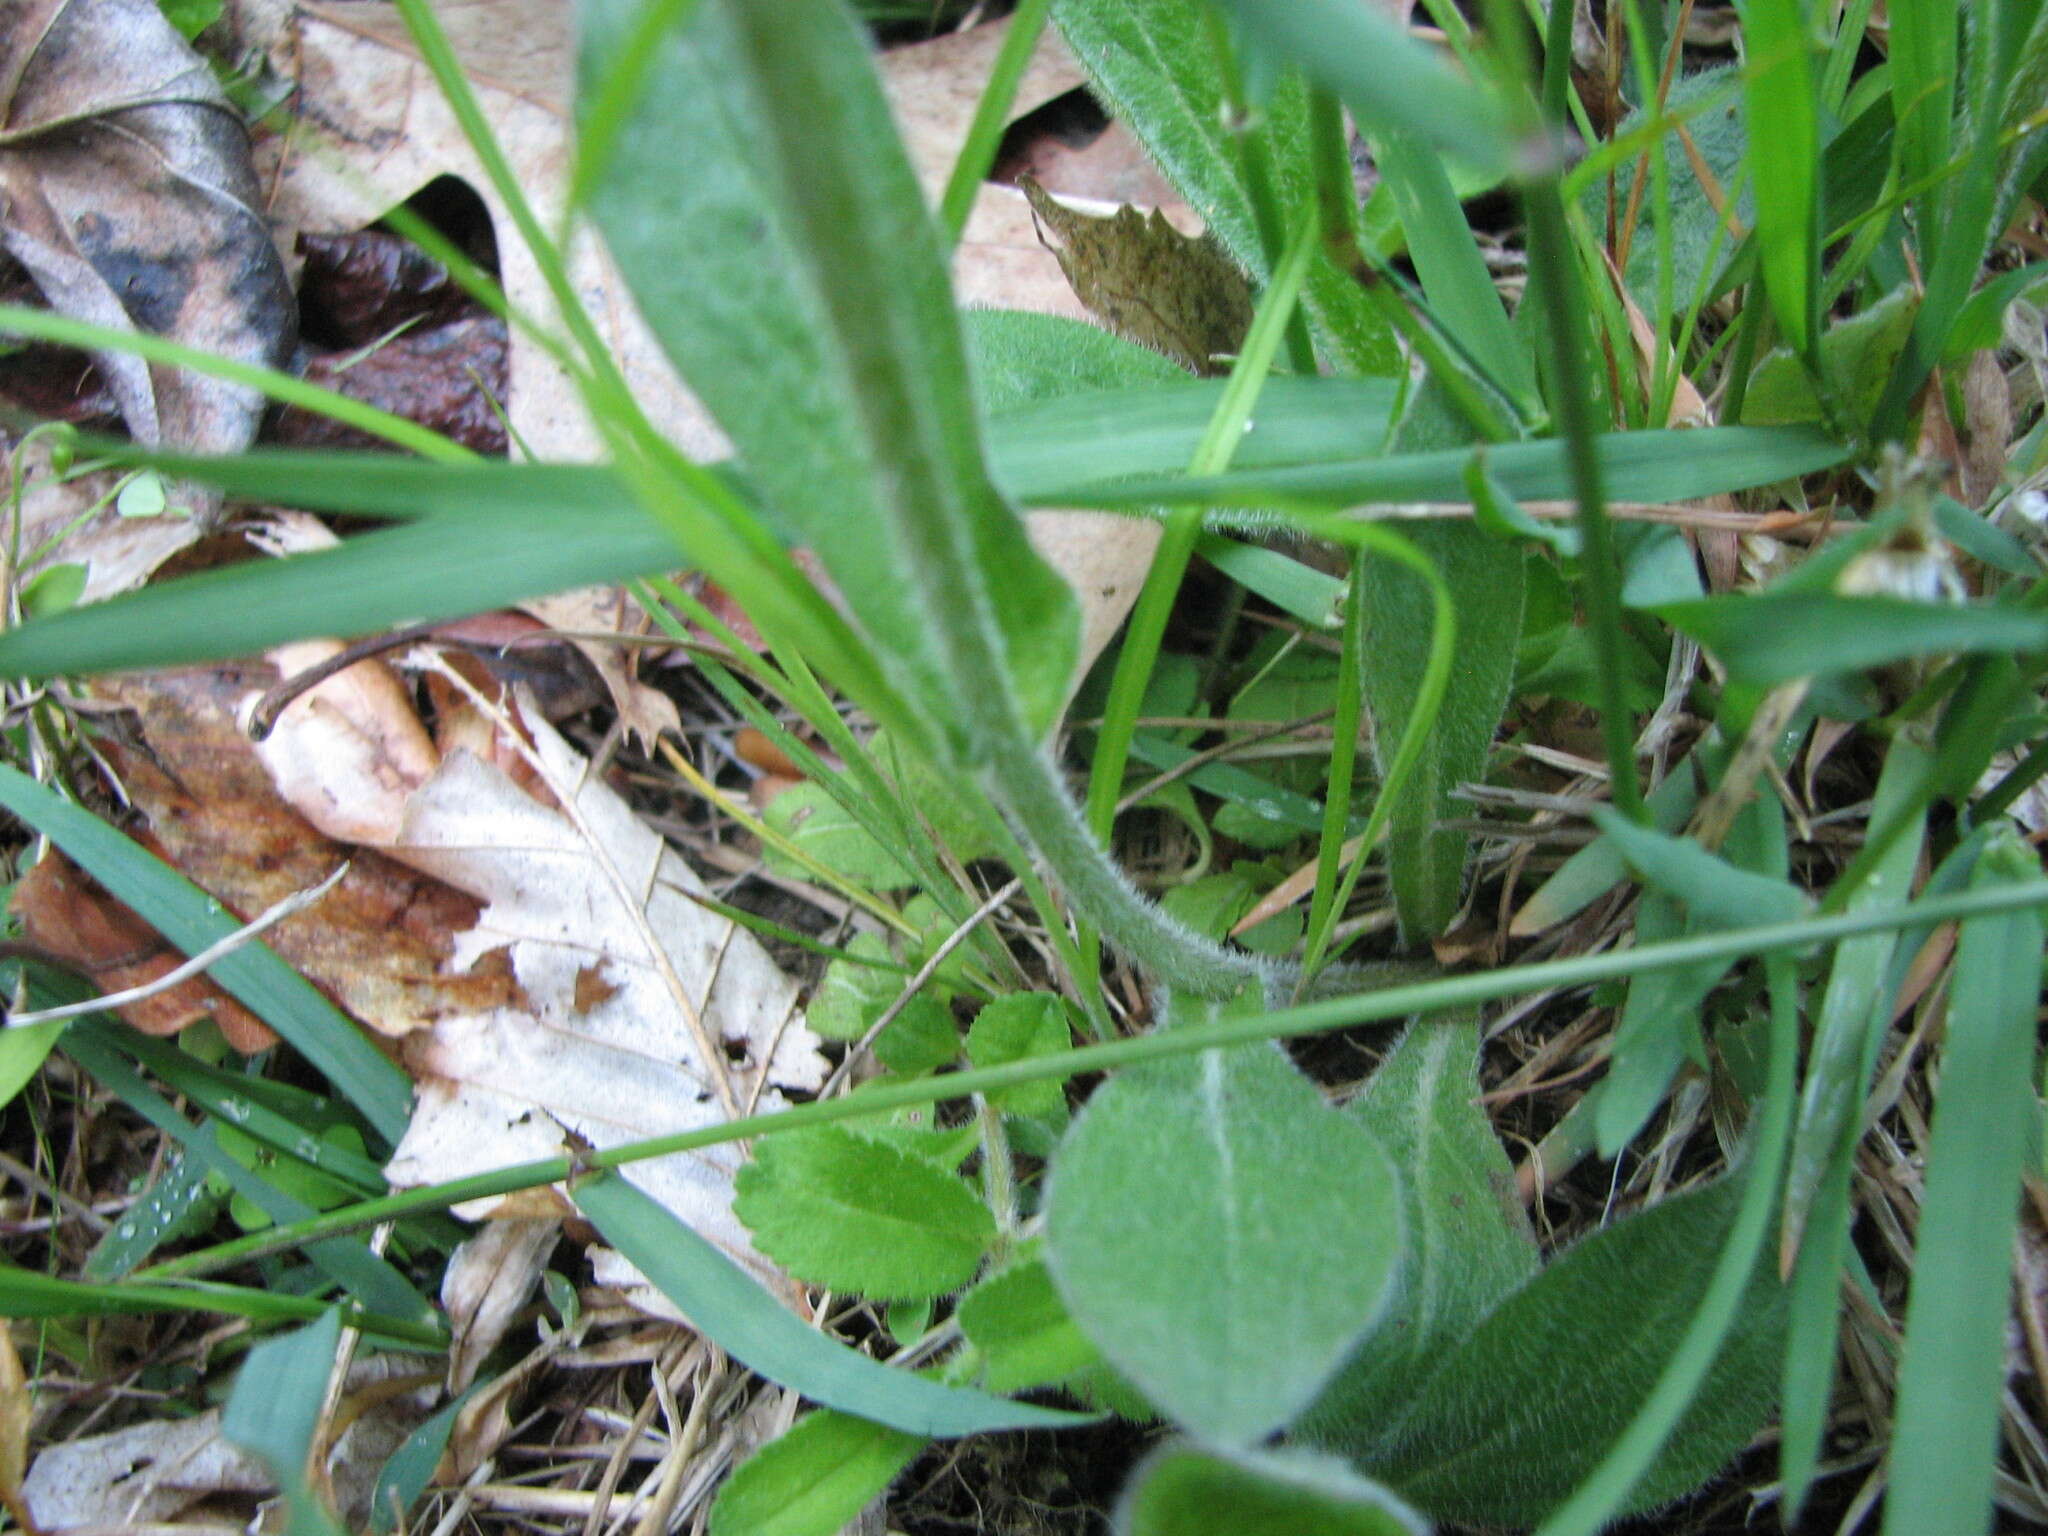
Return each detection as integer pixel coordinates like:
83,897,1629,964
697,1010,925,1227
21,1411,271,1530
442,1217,561,1393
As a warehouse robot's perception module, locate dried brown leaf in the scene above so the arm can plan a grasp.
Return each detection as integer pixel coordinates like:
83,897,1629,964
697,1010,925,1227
0,0,293,559
442,1216,560,1393
10,846,276,1050
21,1411,271,1529
251,674,827,1292
1019,174,1252,375
0,1325,29,1534
96,662,526,1040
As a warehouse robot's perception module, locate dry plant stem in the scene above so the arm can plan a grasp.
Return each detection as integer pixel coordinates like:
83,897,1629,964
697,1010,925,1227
1688,680,1811,850
3,862,349,1026
1612,0,1698,277
134,880,2048,1283
245,624,439,739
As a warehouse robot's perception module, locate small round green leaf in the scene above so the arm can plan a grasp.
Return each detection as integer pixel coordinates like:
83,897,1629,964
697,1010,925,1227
735,1126,996,1298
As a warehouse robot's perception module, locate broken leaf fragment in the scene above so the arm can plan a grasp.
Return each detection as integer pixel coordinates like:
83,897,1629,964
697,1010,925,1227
1019,174,1251,374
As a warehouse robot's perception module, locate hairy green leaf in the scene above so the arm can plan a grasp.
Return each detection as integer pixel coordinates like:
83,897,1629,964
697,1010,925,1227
1046,1032,1401,1446
579,0,1079,748
1116,1443,1429,1536
709,1410,924,1536
734,1126,995,1298
1362,384,1523,941
1362,1178,1783,1527
1298,1017,1537,1444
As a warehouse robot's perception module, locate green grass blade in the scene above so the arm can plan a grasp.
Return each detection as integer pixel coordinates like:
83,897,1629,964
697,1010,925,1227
1889,0,1957,261
1738,0,1822,360
1084,212,1315,846
223,1308,350,1536
1882,830,2045,1536
1215,0,1514,175
1655,593,2048,686
1372,129,1538,414
61,1023,434,1328
1777,738,1933,1516
1051,424,1848,511
0,767,412,1143
574,1172,1094,1436
0,1263,438,1344
0,305,475,463
937,0,1054,246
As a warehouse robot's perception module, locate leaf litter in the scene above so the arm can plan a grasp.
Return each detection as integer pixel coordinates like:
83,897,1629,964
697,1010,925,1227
0,0,294,598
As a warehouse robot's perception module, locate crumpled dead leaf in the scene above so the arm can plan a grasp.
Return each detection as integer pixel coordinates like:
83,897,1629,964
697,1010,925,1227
0,0,294,593
9,845,277,1050
246,655,828,1290
442,1216,560,1393
21,1409,273,1530
1019,173,1252,376
95,661,527,1043
19,1356,439,1535
0,1326,29,1533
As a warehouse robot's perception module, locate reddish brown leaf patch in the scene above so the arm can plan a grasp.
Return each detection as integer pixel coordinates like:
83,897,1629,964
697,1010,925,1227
94,664,524,1039
10,848,275,1050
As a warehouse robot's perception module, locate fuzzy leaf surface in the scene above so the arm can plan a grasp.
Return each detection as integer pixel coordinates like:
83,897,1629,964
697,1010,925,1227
1362,385,1523,940
1298,1017,1537,1443
1045,1037,1401,1446
734,1126,996,1299
1359,1178,1783,1527
579,0,1080,748
1116,1444,1429,1536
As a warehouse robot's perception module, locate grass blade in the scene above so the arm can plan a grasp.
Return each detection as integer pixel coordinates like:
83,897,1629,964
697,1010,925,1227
1738,0,1821,360
575,1172,1093,1436
0,766,411,1143
1882,830,2044,1535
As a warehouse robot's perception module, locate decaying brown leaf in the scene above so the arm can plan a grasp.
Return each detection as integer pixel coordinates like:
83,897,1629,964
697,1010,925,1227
442,1216,560,1394
0,0,294,596
21,1410,272,1530
10,846,277,1051
95,662,527,1042
247,663,827,1289
0,1325,30,1534
1019,173,1253,375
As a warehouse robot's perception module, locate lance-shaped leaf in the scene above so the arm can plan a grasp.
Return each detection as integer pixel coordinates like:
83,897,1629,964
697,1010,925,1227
1360,1177,1784,1528
1297,1016,1537,1444
1885,831,2046,1536
578,0,1079,752
1362,384,1524,942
